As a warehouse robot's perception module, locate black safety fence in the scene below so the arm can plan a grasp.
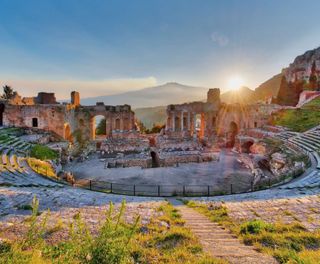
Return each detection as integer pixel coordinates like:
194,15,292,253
74,167,305,197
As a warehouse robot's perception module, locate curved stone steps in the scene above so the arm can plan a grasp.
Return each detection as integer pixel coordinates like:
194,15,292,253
175,203,277,264
279,170,320,189
296,136,320,149
302,133,320,143
288,138,315,152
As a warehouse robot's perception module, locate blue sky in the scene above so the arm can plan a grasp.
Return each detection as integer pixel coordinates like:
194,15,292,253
0,0,320,99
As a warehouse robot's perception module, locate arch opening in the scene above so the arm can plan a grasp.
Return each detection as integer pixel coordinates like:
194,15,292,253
195,113,205,138
150,151,160,168
92,115,107,140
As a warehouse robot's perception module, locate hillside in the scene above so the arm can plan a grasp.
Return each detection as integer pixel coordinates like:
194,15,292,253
134,106,167,128
254,73,282,101
220,86,255,104
81,82,208,108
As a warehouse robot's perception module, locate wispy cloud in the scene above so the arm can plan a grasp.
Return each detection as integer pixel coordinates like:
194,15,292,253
0,77,158,100
210,32,229,47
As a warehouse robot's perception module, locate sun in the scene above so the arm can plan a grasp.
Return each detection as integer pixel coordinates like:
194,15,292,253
227,75,245,91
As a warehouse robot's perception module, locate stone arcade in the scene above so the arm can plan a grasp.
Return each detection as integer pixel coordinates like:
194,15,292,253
0,91,136,142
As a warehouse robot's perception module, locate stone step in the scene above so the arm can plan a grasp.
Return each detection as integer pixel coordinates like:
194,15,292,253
175,204,277,263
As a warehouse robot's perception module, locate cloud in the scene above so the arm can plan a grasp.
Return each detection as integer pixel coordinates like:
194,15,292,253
211,32,229,47
0,77,158,100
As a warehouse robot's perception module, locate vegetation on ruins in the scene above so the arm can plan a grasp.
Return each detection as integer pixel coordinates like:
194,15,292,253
30,144,58,161
27,158,57,178
1,85,17,100
185,201,320,264
145,123,165,134
272,96,320,132
0,198,223,264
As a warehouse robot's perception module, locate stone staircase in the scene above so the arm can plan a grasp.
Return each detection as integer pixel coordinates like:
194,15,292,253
275,126,320,170
175,203,277,264
0,129,62,188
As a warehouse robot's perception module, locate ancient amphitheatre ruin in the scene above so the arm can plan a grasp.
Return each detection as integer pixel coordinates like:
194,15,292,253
0,76,320,263
1,1,320,262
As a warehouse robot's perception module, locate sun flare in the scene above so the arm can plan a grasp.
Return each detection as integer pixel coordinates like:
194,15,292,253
227,76,245,91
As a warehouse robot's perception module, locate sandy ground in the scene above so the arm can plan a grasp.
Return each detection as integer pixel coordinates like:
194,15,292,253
67,150,253,193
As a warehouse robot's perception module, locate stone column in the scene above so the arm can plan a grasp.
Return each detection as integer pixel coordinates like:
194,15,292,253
172,112,175,132
181,111,184,131
193,113,197,139
187,111,191,131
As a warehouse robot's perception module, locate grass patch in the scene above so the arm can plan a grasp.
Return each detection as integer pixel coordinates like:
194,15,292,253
272,97,320,132
0,198,224,264
30,144,58,161
186,200,320,264
27,158,57,178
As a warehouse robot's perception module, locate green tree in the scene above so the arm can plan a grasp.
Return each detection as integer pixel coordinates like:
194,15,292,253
309,61,318,90
136,119,146,133
96,118,106,135
2,85,17,99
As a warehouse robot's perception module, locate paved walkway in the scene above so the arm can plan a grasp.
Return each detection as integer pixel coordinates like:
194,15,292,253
172,200,277,264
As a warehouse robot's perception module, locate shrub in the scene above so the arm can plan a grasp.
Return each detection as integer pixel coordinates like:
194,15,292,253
30,144,58,160
240,220,275,234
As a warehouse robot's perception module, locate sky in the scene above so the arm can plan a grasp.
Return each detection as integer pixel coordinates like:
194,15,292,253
0,0,320,100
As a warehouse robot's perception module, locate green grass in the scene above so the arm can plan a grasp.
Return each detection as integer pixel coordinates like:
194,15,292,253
0,198,224,264
272,96,320,132
185,201,320,264
30,144,58,161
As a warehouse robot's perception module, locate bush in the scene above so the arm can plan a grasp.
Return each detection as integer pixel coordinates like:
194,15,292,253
30,144,58,160
240,220,275,235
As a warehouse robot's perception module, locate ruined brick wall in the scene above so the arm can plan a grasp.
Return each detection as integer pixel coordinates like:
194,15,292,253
2,104,68,138
215,104,276,136
36,92,57,104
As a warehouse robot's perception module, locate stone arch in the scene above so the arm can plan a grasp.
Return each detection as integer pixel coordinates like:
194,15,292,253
227,121,238,148
91,115,108,140
64,123,73,142
0,103,5,126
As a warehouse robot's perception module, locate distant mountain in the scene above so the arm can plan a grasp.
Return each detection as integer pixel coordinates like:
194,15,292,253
134,106,167,129
81,82,208,108
254,73,283,101
220,86,255,104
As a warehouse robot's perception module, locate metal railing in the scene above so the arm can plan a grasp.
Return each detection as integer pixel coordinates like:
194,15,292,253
74,168,305,197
